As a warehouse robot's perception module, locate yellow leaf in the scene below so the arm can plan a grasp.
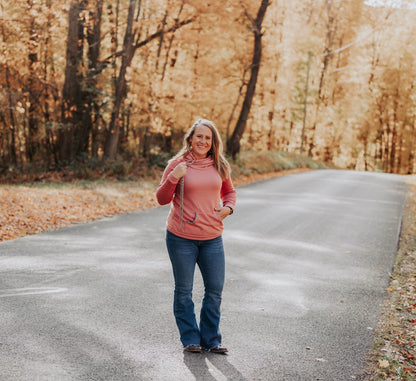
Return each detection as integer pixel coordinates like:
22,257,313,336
378,359,389,369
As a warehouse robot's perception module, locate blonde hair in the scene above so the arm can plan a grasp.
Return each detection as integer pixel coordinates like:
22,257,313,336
171,119,231,180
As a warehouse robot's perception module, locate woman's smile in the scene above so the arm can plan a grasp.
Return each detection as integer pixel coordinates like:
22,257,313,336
190,125,212,159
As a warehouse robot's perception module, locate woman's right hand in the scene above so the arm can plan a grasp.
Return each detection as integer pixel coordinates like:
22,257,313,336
171,162,188,179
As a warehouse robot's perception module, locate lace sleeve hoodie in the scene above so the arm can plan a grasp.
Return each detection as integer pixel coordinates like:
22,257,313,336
156,153,236,240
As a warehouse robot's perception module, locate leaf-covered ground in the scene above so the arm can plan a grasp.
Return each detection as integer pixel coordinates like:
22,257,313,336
0,181,159,241
362,175,416,380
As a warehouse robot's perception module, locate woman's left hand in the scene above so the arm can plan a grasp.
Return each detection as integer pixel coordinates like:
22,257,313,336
215,207,231,221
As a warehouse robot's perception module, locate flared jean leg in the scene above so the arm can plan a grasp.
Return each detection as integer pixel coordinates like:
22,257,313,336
166,231,200,347
165,231,225,349
198,236,225,350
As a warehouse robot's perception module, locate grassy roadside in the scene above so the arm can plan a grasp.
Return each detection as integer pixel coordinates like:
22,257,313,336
361,175,416,380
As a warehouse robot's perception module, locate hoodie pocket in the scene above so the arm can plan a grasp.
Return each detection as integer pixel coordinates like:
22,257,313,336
198,210,223,229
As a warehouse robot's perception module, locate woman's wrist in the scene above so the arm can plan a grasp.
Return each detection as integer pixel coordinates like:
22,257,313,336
225,206,233,215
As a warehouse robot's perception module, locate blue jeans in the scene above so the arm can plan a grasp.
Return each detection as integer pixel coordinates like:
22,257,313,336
165,230,225,349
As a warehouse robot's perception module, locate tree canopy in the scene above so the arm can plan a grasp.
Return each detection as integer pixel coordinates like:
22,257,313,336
0,0,415,176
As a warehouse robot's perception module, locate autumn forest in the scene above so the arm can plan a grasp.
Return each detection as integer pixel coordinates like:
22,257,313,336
1,0,415,179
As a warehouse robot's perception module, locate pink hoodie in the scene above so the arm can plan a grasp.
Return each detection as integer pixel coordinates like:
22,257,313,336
156,154,236,240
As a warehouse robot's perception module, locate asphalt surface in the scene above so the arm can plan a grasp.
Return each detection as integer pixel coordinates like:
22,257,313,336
0,169,408,381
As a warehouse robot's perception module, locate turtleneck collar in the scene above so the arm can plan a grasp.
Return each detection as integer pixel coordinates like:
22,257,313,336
184,152,214,168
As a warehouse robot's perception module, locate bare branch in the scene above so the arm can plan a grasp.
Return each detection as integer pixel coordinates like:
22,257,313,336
134,17,194,49
239,0,271,34
239,0,256,29
98,17,194,75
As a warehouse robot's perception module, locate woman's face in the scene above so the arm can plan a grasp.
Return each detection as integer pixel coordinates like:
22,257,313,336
190,125,213,159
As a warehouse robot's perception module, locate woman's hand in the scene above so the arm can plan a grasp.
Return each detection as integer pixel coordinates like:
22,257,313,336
171,162,188,179
215,207,232,220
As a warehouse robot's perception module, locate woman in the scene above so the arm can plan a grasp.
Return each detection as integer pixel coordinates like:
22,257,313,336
156,119,236,354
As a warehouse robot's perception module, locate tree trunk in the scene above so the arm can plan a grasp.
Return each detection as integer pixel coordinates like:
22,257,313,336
59,0,83,162
85,0,104,157
383,122,390,172
396,129,403,174
104,0,137,160
27,0,40,162
226,66,249,143
408,120,415,174
155,7,169,71
308,0,339,157
390,124,397,173
41,0,53,166
60,0,103,162
71,1,89,158
5,65,18,166
227,0,270,159
161,1,185,81
300,52,312,154
103,2,194,159
0,17,18,166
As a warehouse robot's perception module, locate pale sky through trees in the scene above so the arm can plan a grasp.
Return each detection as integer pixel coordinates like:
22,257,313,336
365,0,416,8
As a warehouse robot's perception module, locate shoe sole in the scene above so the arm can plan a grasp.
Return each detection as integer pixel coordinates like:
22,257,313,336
184,346,202,353
209,349,228,354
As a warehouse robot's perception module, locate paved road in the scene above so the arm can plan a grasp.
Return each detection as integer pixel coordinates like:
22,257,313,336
0,170,407,381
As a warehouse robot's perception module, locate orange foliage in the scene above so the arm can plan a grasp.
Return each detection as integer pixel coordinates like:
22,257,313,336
0,0,415,174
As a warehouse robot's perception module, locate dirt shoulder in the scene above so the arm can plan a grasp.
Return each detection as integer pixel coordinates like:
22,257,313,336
361,175,416,380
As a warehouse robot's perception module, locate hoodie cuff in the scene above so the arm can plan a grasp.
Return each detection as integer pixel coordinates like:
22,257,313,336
167,172,181,184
